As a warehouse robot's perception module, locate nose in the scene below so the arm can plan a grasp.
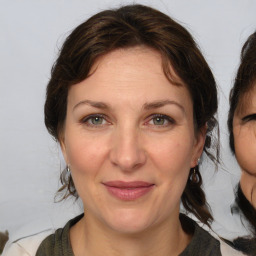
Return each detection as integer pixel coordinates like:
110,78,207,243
109,126,147,172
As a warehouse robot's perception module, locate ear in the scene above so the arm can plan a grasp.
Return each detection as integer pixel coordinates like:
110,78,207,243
190,124,207,168
59,133,69,164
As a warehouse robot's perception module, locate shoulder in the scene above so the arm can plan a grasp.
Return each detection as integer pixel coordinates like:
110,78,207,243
36,214,83,256
219,239,247,256
191,224,245,255
180,215,221,255
2,230,53,256
193,223,221,255
205,228,247,256
180,215,246,256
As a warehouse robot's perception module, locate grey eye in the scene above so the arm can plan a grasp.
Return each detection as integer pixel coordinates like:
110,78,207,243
153,117,166,125
90,116,104,125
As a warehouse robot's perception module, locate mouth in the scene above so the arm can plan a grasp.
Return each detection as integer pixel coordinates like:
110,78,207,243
102,181,155,201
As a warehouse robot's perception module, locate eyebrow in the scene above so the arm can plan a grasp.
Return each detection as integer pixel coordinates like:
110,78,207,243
73,99,184,112
73,100,110,111
143,100,185,112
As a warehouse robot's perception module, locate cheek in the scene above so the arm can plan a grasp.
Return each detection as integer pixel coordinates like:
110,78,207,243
234,128,256,174
147,132,194,182
156,133,194,162
65,131,109,175
64,132,110,200
149,139,192,215
240,172,256,208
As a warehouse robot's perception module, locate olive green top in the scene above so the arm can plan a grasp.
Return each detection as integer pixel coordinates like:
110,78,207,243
36,214,221,256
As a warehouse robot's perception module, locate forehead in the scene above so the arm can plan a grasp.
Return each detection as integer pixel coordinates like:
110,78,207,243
71,47,189,96
68,46,193,112
90,46,184,85
235,83,256,115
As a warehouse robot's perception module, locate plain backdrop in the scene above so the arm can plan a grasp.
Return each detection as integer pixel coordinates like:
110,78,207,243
1,0,256,243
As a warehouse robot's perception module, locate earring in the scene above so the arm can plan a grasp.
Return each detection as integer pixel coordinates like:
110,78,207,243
192,169,198,183
60,165,71,184
190,166,199,183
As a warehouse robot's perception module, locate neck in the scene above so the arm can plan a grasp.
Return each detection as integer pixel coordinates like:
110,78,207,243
70,211,191,256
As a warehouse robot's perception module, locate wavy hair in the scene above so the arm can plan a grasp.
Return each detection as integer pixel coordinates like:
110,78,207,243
44,4,219,226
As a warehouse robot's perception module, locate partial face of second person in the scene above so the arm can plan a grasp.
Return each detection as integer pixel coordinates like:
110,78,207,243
60,47,205,234
233,85,256,208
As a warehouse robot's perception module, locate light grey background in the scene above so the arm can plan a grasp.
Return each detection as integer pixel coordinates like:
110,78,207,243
1,0,256,242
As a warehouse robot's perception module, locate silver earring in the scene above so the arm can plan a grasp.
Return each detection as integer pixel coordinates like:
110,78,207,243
60,165,71,182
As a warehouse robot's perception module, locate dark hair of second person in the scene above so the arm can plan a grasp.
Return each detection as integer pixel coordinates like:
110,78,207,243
228,31,256,255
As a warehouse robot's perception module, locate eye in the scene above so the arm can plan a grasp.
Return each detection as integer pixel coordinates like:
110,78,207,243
80,114,109,127
242,113,256,122
146,114,175,127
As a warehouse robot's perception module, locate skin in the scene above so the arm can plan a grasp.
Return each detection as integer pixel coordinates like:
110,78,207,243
61,47,205,256
233,84,256,209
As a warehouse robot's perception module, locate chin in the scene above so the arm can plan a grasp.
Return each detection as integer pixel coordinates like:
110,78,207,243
103,208,154,234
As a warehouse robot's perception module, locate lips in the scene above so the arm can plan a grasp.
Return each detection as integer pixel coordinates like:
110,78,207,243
103,181,154,201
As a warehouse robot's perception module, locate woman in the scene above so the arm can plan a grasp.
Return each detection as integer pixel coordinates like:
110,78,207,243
4,4,236,256
228,31,256,256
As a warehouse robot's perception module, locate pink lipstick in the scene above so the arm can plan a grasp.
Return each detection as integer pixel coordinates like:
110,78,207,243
103,181,154,201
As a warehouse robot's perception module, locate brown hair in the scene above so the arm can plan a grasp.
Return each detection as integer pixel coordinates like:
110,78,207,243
45,4,218,226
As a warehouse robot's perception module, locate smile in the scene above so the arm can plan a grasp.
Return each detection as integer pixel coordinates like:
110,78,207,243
102,181,155,201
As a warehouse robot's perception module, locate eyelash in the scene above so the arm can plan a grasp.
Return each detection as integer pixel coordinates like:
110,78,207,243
79,113,175,128
145,114,175,127
242,114,256,122
80,114,110,128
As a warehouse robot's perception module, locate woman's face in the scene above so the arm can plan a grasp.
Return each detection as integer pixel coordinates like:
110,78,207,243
233,85,256,208
61,47,205,234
